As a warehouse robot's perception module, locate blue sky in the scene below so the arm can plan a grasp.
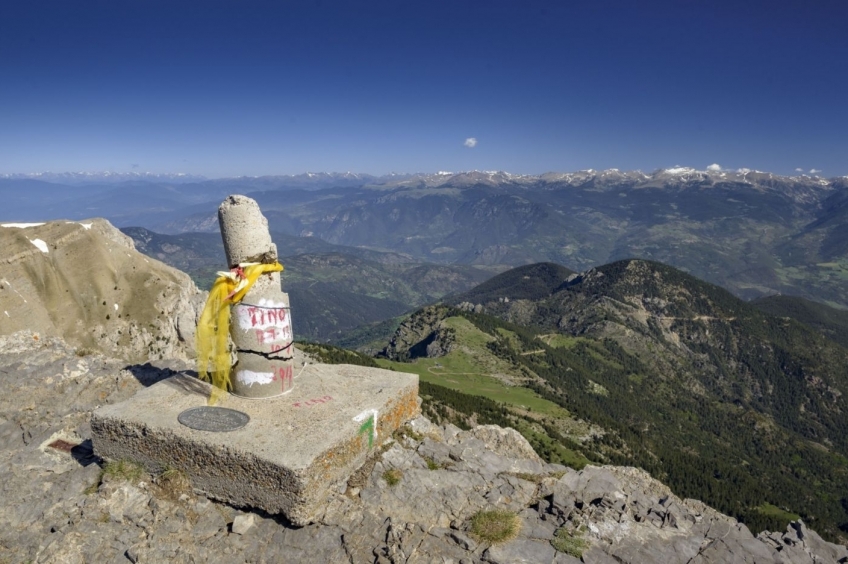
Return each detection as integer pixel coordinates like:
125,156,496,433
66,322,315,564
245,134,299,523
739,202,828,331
1,0,846,177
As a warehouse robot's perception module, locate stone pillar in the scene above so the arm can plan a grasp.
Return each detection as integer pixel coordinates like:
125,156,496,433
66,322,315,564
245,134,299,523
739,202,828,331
218,195,295,398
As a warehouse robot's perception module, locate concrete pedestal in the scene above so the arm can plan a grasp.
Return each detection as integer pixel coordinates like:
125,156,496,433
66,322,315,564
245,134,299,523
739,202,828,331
91,364,419,525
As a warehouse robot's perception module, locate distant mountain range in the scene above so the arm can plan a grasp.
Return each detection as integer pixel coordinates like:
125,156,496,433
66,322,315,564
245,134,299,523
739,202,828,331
0,171,208,184
3,167,848,308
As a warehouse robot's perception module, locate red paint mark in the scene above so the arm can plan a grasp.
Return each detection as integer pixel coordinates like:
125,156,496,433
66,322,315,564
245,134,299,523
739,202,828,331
48,439,78,453
246,306,289,328
272,365,294,392
293,395,333,408
254,327,293,345
270,343,293,354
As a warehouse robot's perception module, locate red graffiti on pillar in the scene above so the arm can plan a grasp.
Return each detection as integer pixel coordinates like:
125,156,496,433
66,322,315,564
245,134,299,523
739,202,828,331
270,343,293,355
254,326,292,345
273,365,293,392
246,306,288,328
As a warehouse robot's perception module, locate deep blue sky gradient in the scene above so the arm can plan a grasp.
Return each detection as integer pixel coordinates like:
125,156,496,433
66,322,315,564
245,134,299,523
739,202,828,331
1,0,846,177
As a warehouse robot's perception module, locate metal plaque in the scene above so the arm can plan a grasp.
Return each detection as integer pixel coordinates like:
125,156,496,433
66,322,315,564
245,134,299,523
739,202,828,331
178,406,250,432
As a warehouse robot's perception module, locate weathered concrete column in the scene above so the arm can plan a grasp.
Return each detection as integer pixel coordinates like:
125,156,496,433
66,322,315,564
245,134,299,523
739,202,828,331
219,195,294,398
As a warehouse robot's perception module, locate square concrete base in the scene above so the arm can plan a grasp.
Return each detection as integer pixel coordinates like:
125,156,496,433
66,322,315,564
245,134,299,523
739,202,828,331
91,364,419,525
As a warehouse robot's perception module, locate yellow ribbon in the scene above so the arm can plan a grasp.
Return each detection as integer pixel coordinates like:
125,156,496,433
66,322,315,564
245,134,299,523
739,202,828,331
196,262,283,404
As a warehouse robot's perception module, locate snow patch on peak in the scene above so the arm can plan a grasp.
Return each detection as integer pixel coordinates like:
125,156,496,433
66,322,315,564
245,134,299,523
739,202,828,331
29,239,49,253
65,221,93,230
2,223,45,229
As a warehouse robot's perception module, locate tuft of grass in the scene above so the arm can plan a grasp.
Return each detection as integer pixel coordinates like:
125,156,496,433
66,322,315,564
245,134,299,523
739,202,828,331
83,479,100,495
393,426,424,443
424,456,442,470
382,468,403,486
551,526,589,557
469,509,521,544
103,459,145,483
509,471,546,484
156,466,192,500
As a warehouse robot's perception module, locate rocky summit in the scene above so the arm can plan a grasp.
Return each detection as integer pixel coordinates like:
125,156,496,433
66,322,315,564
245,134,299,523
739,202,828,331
0,219,205,361
1,332,846,563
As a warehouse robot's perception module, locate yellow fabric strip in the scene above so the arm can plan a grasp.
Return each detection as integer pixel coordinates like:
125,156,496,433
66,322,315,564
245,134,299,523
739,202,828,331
196,262,283,403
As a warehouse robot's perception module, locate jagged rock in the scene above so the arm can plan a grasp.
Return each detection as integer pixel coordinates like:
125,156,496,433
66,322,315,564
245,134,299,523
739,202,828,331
0,219,206,361
191,503,226,541
557,466,622,505
231,513,255,535
99,483,152,526
381,306,456,360
469,425,543,462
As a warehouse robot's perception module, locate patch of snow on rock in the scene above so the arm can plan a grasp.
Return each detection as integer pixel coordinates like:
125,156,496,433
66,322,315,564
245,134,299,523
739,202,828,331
29,238,49,253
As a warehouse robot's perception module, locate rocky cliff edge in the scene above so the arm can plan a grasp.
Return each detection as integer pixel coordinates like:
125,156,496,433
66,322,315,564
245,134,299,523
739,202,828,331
0,332,845,563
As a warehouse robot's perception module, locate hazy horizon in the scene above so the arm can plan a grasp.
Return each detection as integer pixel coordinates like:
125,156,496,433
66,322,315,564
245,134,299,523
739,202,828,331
1,166,844,182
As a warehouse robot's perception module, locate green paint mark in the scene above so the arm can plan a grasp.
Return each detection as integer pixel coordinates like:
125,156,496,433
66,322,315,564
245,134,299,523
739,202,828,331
358,415,375,448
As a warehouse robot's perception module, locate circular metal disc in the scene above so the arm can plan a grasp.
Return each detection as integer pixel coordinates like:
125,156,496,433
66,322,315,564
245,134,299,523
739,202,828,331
177,406,250,432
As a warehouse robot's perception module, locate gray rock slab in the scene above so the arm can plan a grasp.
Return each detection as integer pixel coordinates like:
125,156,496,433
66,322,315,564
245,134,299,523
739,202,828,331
91,363,419,525
484,538,557,564
231,513,255,535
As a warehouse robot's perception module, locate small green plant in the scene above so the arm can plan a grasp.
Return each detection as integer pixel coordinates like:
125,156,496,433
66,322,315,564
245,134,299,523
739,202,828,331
103,459,145,483
156,466,192,500
510,471,546,484
382,468,403,486
83,478,100,495
424,457,441,470
551,526,589,557
469,509,521,544
392,426,424,443
75,347,95,357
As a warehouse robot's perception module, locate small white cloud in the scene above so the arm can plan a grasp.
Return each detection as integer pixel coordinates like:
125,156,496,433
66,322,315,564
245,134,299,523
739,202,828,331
810,168,822,174
464,137,478,148
707,163,721,172
795,168,804,172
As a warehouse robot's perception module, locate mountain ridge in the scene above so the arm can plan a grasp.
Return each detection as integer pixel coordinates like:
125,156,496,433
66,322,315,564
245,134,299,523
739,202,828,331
4,167,845,186
0,219,204,361
5,167,848,310
385,259,848,540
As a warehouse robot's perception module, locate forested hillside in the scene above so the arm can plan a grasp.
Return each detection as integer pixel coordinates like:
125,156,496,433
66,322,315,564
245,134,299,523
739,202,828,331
379,260,848,541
